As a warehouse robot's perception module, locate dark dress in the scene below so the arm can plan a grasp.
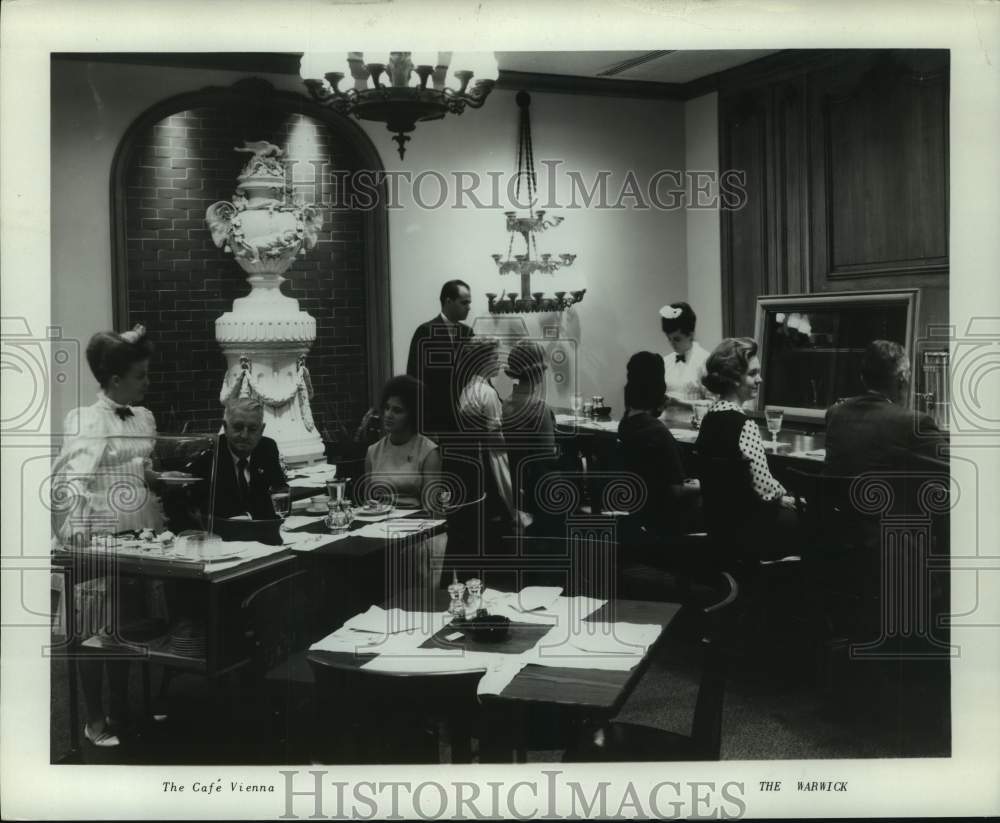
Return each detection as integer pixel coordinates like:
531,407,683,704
617,411,694,537
694,408,792,564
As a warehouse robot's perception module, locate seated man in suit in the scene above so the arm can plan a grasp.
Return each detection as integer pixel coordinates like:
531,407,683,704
189,396,287,520
825,339,946,475
406,279,475,439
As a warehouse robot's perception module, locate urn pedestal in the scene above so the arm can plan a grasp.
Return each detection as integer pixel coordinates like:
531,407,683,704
206,141,326,466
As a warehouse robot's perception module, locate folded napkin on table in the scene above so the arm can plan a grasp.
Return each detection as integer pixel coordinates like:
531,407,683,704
282,514,327,531
353,519,444,539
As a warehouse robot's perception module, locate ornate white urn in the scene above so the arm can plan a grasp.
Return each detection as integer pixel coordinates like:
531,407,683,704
206,141,326,465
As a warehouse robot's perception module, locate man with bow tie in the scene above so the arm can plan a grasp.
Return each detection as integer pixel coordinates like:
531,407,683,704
188,397,286,520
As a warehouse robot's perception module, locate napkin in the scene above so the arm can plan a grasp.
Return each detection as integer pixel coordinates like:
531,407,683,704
288,477,328,489
353,519,444,539
513,586,563,612
476,657,528,697
282,514,327,531
282,532,351,552
342,606,448,636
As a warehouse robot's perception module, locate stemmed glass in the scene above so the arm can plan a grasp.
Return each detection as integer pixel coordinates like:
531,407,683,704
571,393,584,418
764,407,784,451
269,485,291,531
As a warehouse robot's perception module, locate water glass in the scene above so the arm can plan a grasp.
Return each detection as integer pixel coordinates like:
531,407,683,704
269,487,291,530
690,400,711,429
764,407,784,449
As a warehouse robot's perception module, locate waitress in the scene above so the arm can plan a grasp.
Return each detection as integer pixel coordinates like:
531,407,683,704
659,301,711,410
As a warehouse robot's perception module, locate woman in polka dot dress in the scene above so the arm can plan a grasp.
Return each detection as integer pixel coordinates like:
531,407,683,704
694,337,802,561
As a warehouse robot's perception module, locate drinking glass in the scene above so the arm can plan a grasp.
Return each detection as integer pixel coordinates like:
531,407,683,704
571,393,584,418
764,407,784,450
269,487,291,530
690,400,711,429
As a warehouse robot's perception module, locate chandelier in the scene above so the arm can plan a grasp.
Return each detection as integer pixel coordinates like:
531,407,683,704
300,52,498,159
487,91,585,315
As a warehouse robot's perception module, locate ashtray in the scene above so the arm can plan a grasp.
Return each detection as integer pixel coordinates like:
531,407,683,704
460,613,510,642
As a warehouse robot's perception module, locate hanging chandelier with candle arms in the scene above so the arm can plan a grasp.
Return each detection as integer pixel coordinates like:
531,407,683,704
487,91,585,315
300,52,498,159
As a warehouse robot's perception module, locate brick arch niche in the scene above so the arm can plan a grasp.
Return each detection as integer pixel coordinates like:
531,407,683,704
111,78,390,437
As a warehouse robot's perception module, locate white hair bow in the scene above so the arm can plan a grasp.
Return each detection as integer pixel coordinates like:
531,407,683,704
120,324,146,343
658,305,682,320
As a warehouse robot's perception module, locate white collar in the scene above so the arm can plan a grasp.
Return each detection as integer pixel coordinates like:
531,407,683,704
439,312,455,326
96,390,133,414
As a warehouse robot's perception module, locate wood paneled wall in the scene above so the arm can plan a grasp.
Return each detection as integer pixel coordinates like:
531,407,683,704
719,50,949,341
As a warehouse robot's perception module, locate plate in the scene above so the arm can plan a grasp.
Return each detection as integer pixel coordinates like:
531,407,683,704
305,506,328,515
359,502,393,516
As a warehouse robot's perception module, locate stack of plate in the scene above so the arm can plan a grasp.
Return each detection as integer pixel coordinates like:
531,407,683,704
168,620,207,658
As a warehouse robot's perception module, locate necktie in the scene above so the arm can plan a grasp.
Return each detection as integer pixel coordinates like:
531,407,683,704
236,457,250,506
114,406,134,420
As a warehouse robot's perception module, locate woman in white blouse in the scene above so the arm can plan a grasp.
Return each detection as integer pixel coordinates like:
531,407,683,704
52,326,165,748
363,375,442,509
659,302,711,410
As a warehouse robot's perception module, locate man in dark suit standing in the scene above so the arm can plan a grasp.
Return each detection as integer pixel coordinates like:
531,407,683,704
406,279,475,439
825,339,946,475
189,396,287,520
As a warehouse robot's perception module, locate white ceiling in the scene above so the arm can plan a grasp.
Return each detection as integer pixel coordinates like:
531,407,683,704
495,50,779,84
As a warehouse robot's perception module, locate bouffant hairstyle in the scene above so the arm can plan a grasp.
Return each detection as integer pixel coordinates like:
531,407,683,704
860,340,908,393
660,302,697,337
702,337,758,396
505,339,547,382
379,374,422,431
85,328,154,388
624,351,667,411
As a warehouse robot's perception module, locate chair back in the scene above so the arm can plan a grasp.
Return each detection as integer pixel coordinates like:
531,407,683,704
693,450,759,563
241,570,312,677
690,571,739,760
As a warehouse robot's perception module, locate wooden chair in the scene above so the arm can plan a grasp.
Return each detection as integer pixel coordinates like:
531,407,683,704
307,656,482,764
694,451,805,660
438,491,489,586
237,570,317,762
563,571,739,761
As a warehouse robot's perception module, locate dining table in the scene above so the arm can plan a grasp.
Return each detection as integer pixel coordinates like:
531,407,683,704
305,588,681,763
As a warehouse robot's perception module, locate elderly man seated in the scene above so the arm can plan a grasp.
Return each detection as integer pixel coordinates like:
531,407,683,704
825,339,946,475
188,397,287,520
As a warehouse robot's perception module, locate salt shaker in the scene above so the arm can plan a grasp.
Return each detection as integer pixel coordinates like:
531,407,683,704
447,572,467,621
465,577,485,617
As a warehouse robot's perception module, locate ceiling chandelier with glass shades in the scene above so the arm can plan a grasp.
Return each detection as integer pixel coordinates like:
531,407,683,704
487,91,585,315
300,52,498,159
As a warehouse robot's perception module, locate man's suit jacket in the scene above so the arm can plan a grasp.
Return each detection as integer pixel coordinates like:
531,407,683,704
406,316,474,437
188,434,287,520
824,392,946,476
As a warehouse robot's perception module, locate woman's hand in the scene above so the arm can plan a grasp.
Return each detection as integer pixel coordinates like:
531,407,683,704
779,494,799,511
354,407,379,441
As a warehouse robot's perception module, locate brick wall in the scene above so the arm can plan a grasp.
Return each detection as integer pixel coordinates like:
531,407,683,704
123,106,369,437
